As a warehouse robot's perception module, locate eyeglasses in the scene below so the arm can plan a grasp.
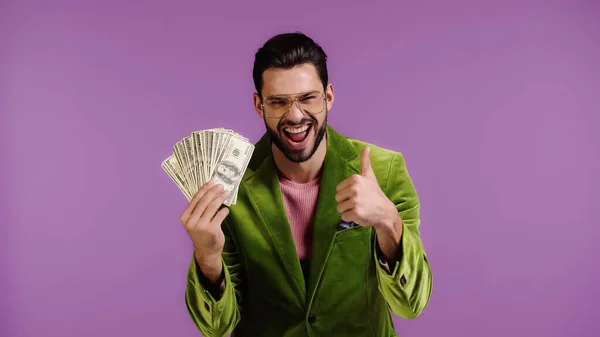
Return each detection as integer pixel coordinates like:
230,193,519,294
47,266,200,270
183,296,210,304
261,91,327,118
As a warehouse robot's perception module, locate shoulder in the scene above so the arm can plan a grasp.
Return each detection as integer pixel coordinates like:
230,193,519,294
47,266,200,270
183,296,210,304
337,133,417,195
344,136,407,173
341,135,419,204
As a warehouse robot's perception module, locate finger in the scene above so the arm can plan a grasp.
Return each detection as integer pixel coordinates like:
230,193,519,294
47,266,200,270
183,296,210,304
361,146,374,177
335,186,357,203
336,174,361,192
203,190,231,222
341,210,357,223
180,181,216,224
186,184,224,227
188,184,224,223
210,207,230,227
336,199,355,214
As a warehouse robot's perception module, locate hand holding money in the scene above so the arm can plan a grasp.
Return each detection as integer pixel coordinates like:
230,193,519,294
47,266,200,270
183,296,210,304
179,180,230,284
163,128,254,284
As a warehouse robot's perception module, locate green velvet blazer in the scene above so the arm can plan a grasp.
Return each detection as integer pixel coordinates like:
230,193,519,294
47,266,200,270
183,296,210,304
184,126,432,337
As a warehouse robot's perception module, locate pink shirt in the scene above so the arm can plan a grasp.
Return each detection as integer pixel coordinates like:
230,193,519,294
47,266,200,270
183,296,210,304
278,174,321,261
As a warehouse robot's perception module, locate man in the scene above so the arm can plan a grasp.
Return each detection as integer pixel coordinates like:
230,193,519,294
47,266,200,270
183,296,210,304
179,32,432,337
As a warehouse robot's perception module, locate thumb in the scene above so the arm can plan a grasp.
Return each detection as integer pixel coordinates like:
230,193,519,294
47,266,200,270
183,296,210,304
361,146,374,177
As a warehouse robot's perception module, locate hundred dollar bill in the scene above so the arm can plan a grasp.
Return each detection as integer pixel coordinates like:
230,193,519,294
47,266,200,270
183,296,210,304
210,134,254,206
161,155,193,201
173,138,196,195
183,135,198,193
192,131,207,190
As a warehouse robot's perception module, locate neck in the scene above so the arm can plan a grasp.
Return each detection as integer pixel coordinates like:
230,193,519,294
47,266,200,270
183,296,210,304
272,135,327,184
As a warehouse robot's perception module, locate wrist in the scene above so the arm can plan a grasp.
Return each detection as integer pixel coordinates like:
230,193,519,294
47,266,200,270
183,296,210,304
194,251,223,283
375,201,401,231
375,218,401,243
194,250,221,267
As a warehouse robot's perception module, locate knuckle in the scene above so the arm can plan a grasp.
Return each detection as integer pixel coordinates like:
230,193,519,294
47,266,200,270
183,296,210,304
184,220,195,231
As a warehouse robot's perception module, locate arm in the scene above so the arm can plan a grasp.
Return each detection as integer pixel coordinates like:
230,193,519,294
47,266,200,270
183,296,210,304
185,220,243,337
373,153,432,319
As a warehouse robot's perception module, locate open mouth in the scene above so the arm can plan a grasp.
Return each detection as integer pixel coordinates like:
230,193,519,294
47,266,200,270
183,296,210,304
282,124,312,148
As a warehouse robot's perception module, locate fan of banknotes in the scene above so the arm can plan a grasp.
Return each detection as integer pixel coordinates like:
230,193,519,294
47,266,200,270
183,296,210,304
161,128,254,206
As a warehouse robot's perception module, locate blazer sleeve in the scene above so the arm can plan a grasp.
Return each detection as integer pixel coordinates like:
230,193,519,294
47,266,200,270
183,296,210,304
185,220,243,337
373,152,433,319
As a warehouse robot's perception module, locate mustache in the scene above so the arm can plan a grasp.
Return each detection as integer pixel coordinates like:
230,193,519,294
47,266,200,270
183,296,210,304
278,117,316,129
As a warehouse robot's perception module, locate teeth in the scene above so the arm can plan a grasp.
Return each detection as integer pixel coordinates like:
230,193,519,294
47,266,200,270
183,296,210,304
284,125,309,134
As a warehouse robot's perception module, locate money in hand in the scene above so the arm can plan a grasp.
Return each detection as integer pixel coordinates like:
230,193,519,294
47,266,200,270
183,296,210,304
161,128,254,206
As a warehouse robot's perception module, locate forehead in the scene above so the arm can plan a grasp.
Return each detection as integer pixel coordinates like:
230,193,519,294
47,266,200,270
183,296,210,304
261,63,322,97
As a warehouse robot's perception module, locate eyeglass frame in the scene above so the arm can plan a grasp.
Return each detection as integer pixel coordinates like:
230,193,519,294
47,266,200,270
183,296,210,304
259,90,328,119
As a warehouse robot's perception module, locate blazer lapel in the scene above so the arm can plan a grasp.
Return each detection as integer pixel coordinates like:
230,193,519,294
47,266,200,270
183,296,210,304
306,126,361,305
241,127,361,309
244,133,307,307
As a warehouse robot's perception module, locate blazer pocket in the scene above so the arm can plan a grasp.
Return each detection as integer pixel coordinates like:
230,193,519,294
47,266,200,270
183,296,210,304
333,225,372,243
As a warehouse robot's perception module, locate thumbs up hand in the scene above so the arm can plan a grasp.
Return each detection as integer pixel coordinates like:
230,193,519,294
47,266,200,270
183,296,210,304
335,146,401,231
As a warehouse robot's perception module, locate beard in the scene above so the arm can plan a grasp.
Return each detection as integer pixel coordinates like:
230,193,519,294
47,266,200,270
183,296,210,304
265,112,328,163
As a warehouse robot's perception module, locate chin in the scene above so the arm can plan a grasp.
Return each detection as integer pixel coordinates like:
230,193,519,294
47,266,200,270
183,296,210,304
282,146,314,163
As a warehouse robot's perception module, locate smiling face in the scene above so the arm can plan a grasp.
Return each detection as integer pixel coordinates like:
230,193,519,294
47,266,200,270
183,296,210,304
254,63,334,163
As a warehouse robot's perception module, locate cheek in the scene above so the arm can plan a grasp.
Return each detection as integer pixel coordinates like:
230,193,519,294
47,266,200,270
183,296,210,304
314,114,327,127
265,119,280,130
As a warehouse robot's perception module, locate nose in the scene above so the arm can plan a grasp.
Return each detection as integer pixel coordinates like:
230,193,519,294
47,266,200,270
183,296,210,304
285,101,306,122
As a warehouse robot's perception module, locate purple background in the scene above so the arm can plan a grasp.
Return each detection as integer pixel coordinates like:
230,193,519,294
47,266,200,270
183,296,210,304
2,1,599,336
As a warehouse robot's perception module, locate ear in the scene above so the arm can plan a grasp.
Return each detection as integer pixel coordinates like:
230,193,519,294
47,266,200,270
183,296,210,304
325,83,335,111
253,92,265,119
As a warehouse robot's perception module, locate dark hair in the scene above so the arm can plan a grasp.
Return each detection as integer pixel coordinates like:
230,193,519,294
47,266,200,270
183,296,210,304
252,32,328,97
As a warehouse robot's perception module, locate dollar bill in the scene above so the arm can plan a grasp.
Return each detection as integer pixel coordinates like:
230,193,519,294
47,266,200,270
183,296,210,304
173,140,194,194
210,133,253,205
162,128,254,205
161,155,193,201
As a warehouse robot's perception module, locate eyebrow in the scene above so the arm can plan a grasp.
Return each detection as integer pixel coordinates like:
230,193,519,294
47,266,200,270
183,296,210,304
266,91,319,100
